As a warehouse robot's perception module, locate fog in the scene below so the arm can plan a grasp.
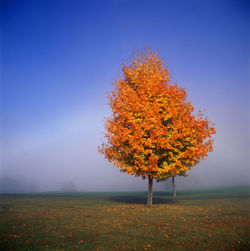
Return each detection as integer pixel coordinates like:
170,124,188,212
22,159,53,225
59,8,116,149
1,0,249,193
1,104,249,193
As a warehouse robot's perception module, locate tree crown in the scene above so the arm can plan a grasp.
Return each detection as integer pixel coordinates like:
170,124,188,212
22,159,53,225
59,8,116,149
99,49,215,179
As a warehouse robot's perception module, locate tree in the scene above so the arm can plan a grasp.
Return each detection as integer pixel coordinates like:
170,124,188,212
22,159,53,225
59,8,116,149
172,172,188,197
98,49,215,206
157,171,188,197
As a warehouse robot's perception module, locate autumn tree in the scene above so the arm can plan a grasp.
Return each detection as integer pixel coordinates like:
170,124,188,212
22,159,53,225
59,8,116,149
98,49,215,206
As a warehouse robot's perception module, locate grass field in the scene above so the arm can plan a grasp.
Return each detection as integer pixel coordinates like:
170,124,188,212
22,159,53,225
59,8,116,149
0,187,249,250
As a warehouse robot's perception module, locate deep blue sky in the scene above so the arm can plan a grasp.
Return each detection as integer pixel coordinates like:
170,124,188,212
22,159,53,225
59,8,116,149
1,0,249,192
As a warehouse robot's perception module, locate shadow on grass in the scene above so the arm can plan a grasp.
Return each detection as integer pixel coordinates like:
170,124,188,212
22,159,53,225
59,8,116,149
154,191,173,197
109,195,178,205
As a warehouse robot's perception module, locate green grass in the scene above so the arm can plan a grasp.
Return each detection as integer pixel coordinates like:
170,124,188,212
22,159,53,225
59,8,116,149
170,186,250,197
0,187,249,250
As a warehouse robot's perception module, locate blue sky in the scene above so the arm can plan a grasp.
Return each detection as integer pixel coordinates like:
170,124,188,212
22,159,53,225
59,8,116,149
1,0,249,192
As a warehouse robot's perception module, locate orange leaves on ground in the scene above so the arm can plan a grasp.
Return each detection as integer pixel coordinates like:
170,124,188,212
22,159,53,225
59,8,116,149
98,49,216,180
143,244,153,250
8,234,20,238
165,234,170,239
165,233,173,239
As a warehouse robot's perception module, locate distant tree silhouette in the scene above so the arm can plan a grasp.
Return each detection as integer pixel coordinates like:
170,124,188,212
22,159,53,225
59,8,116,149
60,181,76,192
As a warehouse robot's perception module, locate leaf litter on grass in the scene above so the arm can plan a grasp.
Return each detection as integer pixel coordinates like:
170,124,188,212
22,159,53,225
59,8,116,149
0,194,249,250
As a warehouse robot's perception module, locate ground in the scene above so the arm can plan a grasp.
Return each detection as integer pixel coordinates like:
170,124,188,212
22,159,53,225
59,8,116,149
0,187,249,250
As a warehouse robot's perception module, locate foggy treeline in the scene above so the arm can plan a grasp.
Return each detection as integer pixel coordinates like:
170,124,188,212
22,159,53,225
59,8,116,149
0,176,79,193
0,176,39,193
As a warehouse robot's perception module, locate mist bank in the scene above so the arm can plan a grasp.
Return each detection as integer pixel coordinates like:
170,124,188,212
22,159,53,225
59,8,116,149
0,171,249,194
0,176,39,193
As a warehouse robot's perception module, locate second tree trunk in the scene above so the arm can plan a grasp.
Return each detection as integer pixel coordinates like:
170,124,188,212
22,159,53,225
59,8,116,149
147,177,153,207
172,176,176,197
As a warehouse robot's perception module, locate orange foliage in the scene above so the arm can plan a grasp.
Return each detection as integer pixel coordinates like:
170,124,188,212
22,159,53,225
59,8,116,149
98,49,215,180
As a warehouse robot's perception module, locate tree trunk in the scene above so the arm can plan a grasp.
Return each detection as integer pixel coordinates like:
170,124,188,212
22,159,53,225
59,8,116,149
147,176,153,207
172,176,176,197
